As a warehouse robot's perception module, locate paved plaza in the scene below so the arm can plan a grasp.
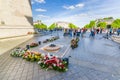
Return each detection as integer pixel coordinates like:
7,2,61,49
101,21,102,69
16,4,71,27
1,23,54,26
0,32,120,80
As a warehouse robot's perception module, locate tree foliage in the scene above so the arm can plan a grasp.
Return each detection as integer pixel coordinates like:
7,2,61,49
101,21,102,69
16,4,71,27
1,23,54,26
69,23,78,29
84,21,95,29
34,23,47,30
84,24,90,29
89,21,95,28
111,19,120,29
97,22,107,29
48,23,56,30
103,17,113,20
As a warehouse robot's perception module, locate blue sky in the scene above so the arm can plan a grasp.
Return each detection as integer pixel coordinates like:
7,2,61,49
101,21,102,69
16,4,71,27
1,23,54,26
31,0,120,27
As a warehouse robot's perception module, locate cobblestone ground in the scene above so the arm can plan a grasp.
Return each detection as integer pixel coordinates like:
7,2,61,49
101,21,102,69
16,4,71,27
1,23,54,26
0,32,120,80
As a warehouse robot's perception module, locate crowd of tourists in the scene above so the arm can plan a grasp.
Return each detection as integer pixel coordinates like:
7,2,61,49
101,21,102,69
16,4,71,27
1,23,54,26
63,28,87,37
89,28,120,38
63,28,120,38
89,28,103,38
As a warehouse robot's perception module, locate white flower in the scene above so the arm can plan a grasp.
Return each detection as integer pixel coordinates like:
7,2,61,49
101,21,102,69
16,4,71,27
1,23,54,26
41,54,45,57
64,61,67,63
38,61,41,64
59,63,62,65
65,69,68,71
44,57,46,59
47,53,51,58
53,64,56,66
46,68,48,71
25,56,27,58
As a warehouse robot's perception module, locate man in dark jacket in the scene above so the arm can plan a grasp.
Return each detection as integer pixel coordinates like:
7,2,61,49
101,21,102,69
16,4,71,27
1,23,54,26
117,28,120,36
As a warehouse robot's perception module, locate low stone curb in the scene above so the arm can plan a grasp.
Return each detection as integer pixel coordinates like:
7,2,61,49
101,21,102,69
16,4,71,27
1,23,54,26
111,35,120,44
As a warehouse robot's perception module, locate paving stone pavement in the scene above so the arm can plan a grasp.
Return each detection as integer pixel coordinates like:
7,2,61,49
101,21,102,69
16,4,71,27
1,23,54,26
0,35,34,55
0,32,120,80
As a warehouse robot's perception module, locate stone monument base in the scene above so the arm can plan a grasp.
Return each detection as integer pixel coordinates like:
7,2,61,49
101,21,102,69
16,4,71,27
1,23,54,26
0,25,35,39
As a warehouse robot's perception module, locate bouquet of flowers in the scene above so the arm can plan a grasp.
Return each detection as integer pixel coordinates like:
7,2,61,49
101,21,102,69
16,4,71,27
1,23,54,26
10,47,26,57
23,51,42,62
71,38,79,49
30,43,39,48
43,36,59,43
54,36,59,40
27,32,33,34
43,40,47,43
50,38,54,42
46,39,52,42
76,37,79,43
38,55,68,72
51,37,55,40
27,32,37,34
51,36,59,41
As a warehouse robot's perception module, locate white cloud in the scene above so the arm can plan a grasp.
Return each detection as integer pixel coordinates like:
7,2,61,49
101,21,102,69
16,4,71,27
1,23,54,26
63,5,75,10
35,0,45,3
35,8,47,12
63,3,84,10
86,0,120,19
75,3,84,8
37,15,50,18
74,13,88,17
31,1,34,4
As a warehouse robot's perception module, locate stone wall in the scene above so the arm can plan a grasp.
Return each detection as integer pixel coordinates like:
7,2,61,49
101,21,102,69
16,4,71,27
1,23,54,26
0,26,34,38
0,0,34,38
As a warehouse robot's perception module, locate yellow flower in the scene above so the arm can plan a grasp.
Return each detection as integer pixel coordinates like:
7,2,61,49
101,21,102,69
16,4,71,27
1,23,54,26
35,55,38,59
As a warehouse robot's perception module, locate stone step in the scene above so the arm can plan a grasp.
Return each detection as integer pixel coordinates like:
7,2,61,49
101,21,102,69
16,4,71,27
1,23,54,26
111,36,120,43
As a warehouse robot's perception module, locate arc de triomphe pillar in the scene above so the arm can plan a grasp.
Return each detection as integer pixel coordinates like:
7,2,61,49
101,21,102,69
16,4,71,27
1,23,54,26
0,0,35,39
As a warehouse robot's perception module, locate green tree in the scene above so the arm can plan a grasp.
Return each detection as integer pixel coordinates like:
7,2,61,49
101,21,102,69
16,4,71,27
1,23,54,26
41,23,47,30
84,24,90,29
111,19,120,29
58,26,62,29
48,23,56,30
89,20,95,28
34,23,47,30
97,22,107,29
69,23,78,29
